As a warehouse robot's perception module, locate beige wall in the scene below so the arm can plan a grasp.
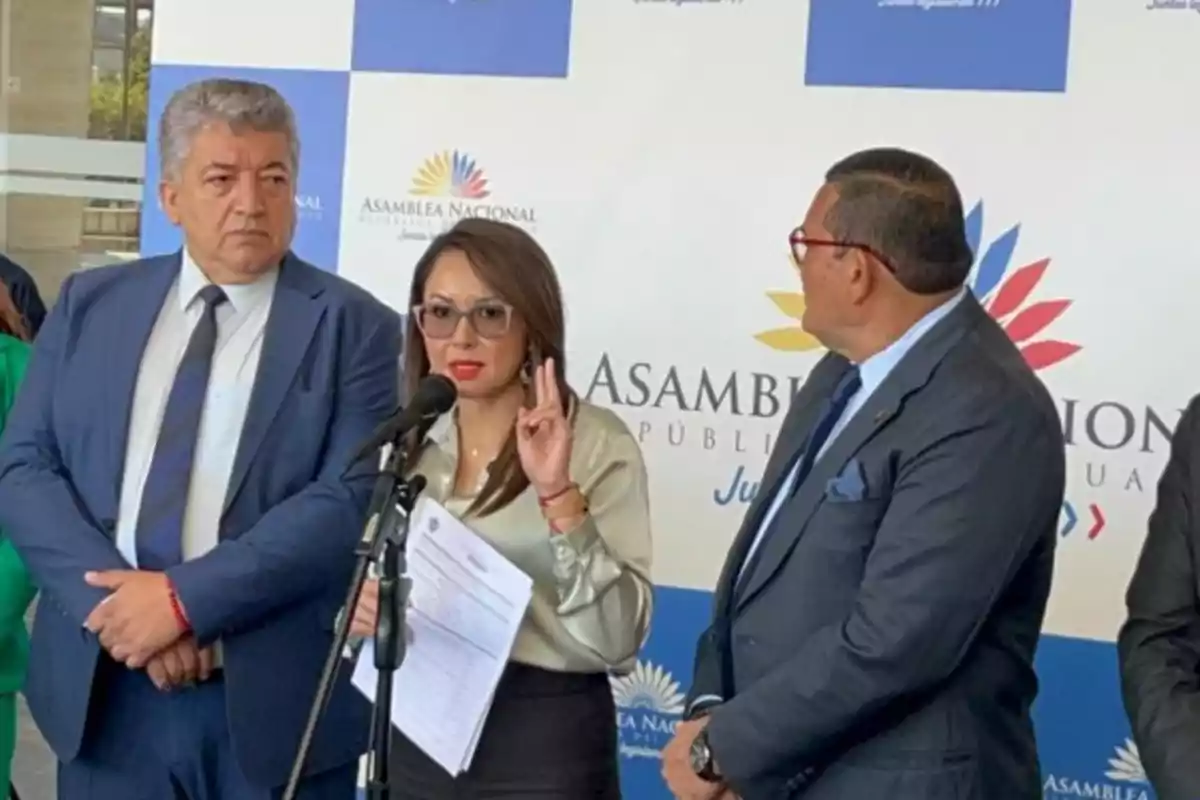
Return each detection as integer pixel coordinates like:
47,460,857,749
0,0,96,304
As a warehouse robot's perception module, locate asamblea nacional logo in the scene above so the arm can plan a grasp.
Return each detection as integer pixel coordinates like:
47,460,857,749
755,199,1082,372
295,192,323,222
582,199,1086,508
610,660,687,759
410,150,491,199
1105,739,1148,785
357,150,538,244
1044,738,1150,799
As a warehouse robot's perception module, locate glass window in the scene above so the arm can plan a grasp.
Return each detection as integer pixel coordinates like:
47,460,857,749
0,0,153,307
90,0,152,142
2,5,156,790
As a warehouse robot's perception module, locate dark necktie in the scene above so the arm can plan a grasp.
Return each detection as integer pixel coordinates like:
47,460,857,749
135,284,227,571
785,366,862,499
719,366,865,694
733,366,863,593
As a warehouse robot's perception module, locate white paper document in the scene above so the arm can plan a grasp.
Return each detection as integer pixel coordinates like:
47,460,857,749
351,498,534,776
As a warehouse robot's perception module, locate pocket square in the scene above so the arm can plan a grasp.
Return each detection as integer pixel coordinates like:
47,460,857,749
825,458,867,502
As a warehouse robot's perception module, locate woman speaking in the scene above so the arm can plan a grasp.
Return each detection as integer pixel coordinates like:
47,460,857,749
350,218,653,798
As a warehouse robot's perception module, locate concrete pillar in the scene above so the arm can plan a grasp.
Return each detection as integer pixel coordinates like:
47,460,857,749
0,0,95,304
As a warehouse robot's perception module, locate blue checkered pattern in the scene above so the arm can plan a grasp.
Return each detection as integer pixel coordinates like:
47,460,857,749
352,0,573,77
805,0,1072,92
144,3,1156,799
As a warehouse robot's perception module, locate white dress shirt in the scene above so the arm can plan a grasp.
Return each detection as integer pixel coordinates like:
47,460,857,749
115,252,277,573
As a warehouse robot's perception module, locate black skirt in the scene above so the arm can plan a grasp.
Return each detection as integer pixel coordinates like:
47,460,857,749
387,661,621,799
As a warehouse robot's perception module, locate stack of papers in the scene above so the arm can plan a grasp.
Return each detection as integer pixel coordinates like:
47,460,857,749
351,498,534,775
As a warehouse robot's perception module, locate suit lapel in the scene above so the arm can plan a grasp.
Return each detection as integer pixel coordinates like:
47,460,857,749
757,358,843,508
222,253,326,515
713,355,841,609
105,255,180,512
734,294,985,610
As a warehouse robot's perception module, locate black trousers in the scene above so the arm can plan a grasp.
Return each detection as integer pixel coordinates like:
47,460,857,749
388,662,620,799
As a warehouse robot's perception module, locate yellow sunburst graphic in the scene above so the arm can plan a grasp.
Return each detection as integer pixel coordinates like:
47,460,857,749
753,291,823,351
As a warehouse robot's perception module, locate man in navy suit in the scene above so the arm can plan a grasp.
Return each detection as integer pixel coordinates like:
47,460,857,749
0,78,401,799
663,148,1065,799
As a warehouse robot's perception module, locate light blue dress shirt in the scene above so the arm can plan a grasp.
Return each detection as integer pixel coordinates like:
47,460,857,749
113,253,277,668
690,289,967,715
739,288,967,576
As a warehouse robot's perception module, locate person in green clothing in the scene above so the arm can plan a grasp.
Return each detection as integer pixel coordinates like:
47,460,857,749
0,281,35,792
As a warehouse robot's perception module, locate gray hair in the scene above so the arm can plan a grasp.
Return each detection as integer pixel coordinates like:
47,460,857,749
158,78,300,181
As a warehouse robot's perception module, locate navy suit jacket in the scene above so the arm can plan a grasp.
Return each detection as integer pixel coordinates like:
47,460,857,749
0,252,402,787
688,294,1065,799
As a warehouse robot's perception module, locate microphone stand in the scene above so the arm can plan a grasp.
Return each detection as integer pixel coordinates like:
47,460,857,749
363,474,422,800
282,438,425,800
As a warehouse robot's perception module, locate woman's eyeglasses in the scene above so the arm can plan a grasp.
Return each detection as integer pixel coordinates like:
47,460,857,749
412,300,515,340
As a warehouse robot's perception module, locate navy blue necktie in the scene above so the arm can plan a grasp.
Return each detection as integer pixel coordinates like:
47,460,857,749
733,366,863,591
136,284,227,571
786,367,862,499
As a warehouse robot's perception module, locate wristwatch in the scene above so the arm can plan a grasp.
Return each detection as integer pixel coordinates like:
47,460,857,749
689,729,720,782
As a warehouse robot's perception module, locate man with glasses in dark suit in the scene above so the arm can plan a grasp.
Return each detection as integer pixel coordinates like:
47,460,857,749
662,147,1065,800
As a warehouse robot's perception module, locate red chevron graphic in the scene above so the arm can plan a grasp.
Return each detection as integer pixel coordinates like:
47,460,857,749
1087,504,1105,539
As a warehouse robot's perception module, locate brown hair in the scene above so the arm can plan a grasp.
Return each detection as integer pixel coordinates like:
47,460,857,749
0,282,30,341
402,218,572,517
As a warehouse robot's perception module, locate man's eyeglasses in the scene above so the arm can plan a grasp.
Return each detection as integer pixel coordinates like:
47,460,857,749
412,300,515,340
788,228,896,273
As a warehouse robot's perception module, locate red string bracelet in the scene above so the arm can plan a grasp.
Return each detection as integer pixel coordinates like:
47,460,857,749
167,580,192,633
538,484,576,507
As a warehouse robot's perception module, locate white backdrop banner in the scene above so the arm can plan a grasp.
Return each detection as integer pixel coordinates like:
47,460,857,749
144,2,1192,798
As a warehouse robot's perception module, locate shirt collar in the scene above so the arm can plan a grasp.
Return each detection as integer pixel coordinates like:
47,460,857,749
425,408,457,451
856,288,968,392
422,407,493,498
178,249,279,313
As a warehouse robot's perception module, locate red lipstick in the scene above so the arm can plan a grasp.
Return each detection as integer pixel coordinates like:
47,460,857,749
448,361,484,381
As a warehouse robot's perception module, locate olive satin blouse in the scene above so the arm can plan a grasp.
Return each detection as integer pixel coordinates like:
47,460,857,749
413,400,653,674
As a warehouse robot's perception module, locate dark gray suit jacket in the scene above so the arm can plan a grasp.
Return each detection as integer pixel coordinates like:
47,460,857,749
688,294,1065,799
1118,396,1200,800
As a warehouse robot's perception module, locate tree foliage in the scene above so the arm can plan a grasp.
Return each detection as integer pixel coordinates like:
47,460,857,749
89,23,150,140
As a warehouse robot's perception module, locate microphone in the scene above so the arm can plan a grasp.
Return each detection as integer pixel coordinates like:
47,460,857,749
337,475,426,659
290,380,449,798
349,374,457,465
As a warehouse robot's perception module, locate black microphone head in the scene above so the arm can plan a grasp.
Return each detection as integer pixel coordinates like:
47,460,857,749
414,374,457,417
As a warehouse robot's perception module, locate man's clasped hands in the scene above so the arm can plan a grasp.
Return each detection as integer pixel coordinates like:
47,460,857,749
82,569,212,691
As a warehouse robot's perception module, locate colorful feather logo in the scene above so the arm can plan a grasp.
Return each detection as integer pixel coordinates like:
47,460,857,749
409,150,491,199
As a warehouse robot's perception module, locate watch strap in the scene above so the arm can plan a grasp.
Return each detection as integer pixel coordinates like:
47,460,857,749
694,730,720,782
